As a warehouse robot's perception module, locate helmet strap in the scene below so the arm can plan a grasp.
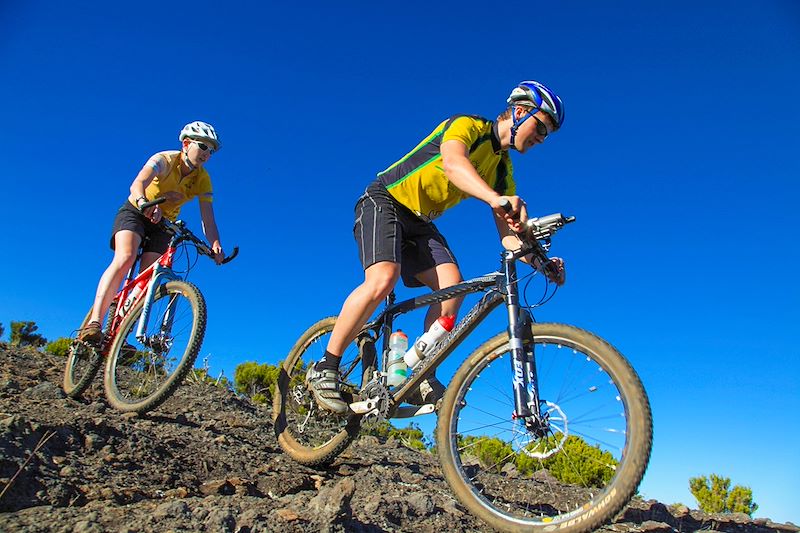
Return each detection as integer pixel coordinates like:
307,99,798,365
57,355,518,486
182,143,197,172
509,105,538,151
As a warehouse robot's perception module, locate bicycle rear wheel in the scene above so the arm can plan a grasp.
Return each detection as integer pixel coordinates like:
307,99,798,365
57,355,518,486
63,308,103,398
436,322,652,533
104,281,206,414
273,316,363,466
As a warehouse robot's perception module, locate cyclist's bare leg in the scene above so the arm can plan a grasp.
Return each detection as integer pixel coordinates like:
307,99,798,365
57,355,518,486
415,262,464,329
404,262,463,403
140,251,161,271
325,261,401,357
88,230,142,325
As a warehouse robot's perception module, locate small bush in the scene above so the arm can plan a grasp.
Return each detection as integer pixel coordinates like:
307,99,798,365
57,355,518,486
689,474,758,516
45,337,73,357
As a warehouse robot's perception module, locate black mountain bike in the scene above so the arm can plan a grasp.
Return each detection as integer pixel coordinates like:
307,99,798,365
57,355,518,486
273,208,652,533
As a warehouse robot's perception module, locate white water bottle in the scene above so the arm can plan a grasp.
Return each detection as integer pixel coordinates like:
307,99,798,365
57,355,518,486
119,282,145,317
404,315,455,370
386,330,409,387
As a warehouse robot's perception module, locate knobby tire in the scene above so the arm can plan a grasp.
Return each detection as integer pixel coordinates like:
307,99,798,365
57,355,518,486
103,281,206,414
63,308,103,398
436,322,652,533
273,316,362,466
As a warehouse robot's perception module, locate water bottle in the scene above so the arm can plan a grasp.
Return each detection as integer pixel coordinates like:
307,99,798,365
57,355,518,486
386,330,409,387
404,315,455,370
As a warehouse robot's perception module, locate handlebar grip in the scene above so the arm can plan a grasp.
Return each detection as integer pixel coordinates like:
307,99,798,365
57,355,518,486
139,197,166,212
221,246,239,264
497,198,513,214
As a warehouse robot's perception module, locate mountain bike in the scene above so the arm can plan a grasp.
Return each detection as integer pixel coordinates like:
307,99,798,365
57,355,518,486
273,206,652,533
63,198,238,414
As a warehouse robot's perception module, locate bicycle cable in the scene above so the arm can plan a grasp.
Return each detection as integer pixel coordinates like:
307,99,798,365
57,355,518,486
520,268,559,310
169,240,201,279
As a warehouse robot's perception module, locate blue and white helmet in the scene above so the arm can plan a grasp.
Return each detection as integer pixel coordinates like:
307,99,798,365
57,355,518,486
507,81,565,129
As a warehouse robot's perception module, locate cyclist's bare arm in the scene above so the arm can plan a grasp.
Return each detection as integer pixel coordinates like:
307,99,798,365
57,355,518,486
441,139,526,231
199,201,224,264
128,155,167,222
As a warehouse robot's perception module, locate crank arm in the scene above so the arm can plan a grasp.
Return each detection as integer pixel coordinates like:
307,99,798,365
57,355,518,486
394,404,436,418
349,397,383,414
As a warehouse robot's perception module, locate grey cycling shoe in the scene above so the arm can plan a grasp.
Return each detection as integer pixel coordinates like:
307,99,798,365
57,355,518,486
406,375,446,406
306,365,348,415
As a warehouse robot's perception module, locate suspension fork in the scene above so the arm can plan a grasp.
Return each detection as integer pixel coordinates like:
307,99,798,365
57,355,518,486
502,252,543,426
134,265,181,342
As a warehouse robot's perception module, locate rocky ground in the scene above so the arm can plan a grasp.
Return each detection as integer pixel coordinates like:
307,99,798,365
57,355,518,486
0,345,797,533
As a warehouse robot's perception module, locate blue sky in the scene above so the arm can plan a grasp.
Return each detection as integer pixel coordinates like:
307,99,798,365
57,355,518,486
2,0,798,523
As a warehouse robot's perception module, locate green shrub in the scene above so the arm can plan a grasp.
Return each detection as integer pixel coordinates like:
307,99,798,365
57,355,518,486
459,435,515,472
363,421,428,450
45,337,72,357
689,474,758,516
460,433,617,487
234,361,281,401
543,436,617,487
251,393,269,404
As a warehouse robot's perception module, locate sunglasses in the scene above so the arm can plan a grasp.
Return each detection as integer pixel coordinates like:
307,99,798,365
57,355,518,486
191,140,216,155
532,115,551,138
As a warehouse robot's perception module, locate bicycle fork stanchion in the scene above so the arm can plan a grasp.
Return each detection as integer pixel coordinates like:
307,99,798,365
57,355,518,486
502,250,542,424
135,266,182,343
518,309,541,409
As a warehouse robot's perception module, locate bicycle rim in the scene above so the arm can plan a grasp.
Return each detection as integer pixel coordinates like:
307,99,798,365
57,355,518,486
104,281,206,413
273,316,363,466
63,308,103,398
437,323,652,533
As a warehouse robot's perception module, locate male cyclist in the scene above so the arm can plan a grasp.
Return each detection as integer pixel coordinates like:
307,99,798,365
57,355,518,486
79,121,226,345
307,81,568,414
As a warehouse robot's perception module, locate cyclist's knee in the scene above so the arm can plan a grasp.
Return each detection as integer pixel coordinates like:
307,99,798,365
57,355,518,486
364,262,400,300
111,250,137,271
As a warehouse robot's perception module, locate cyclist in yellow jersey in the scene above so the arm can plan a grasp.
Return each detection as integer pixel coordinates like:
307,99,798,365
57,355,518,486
78,121,226,345
308,81,569,414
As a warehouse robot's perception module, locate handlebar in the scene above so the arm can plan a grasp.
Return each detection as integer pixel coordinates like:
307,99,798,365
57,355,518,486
139,197,239,264
497,198,573,283
497,198,575,241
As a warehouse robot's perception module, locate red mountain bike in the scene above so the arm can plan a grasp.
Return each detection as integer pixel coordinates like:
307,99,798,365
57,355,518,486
63,198,238,414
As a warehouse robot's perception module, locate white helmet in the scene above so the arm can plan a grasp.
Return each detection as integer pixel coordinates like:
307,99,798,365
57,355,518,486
179,121,221,150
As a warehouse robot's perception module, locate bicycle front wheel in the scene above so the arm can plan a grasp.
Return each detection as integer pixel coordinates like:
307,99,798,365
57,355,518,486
436,322,652,533
104,281,206,414
273,316,363,466
63,308,103,398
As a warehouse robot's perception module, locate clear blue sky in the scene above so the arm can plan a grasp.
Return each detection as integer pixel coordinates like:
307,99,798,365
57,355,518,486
2,0,798,523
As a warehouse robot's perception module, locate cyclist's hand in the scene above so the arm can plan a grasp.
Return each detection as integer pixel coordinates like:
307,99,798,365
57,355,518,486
211,241,224,265
492,195,527,233
142,204,163,224
542,257,566,286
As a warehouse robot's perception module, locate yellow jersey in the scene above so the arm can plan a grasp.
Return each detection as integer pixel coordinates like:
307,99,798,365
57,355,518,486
135,150,213,220
376,115,514,221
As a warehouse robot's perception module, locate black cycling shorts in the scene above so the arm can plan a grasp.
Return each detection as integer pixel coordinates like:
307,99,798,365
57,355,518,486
109,202,171,254
353,182,457,288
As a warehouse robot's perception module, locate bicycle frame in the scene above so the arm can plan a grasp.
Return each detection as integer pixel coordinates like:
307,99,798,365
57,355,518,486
103,233,184,353
353,248,544,426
